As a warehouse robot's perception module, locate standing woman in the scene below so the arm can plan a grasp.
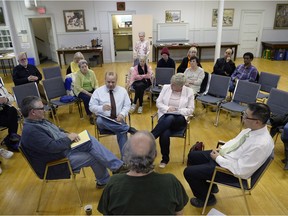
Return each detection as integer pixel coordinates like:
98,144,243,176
184,56,205,94
177,46,202,73
74,60,98,124
66,52,84,75
133,32,150,66
151,73,194,168
129,56,152,114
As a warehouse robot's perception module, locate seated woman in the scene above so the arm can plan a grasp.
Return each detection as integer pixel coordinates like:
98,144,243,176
177,46,202,73
151,73,194,168
74,60,99,124
184,56,205,94
0,79,20,146
129,56,152,114
66,52,84,75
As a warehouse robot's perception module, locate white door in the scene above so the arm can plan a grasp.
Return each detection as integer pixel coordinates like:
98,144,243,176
132,15,153,63
239,11,264,57
45,18,58,62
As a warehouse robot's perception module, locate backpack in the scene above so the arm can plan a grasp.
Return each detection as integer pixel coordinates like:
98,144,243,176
1,134,21,152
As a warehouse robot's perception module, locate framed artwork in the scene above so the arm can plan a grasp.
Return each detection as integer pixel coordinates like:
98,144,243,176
212,8,234,27
165,10,181,23
0,7,5,25
63,10,86,32
274,4,288,29
117,2,125,11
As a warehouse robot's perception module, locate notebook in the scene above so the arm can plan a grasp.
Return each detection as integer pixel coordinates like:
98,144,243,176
71,130,90,149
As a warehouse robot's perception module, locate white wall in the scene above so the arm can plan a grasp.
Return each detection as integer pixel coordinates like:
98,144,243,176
4,0,288,64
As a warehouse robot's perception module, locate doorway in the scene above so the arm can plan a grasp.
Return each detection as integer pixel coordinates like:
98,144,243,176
239,10,264,57
28,17,58,65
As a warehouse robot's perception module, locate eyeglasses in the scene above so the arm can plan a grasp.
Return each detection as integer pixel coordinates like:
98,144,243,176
242,112,258,121
33,107,45,110
20,58,27,62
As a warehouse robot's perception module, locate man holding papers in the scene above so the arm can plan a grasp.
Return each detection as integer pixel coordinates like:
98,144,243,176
20,96,127,189
89,71,137,156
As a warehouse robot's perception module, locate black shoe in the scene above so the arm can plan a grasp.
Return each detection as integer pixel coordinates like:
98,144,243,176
211,184,219,194
112,164,130,175
128,127,137,135
96,182,106,189
89,116,95,125
190,196,217,208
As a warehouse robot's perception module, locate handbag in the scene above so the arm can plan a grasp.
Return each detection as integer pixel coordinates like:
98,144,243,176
187,141,205,166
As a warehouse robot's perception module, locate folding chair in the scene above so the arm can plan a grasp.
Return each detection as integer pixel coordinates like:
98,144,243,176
202,144,274,215
214,80,261,126
197,71,211,96
19,144,83,212
151,113,192,163
257,72,280,102
196,74,230,111
42,66,62,79
150,67,175,104
42,76,83,125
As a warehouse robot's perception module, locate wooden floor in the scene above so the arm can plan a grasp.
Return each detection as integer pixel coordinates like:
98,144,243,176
1,58,288,215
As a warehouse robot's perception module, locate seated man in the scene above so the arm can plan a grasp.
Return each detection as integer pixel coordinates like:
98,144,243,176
212,48,236,77
229,52,258,92
97,131,188,215
281,122,288,170
89,71,136,157
184,103,274,207
20,96,127,188
157,47,176,69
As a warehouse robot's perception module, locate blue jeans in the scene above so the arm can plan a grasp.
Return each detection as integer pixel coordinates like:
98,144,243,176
67,133,123,185
96,116,129,156
78,92,93,116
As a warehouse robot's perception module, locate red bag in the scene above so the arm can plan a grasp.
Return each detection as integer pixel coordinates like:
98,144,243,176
187,141,204,166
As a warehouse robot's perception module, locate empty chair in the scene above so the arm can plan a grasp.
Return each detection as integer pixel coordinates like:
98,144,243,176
196,74,230,110
215,80,261,126
257,72,280,101
42,76,83,125
42,66,62,79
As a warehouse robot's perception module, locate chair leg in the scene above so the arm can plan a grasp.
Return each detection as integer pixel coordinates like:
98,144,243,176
68,163,82,207
182,134,187,164
202,169,217,215
37,165,50,212
239,178,251,215
214,108,221,126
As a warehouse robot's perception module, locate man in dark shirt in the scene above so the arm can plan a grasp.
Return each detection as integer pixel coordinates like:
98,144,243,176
213,48,236,77
13,52,42,86
157,47,176,69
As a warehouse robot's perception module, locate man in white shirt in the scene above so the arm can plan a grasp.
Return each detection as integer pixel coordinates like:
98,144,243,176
89,71,137,157
184,103,274,208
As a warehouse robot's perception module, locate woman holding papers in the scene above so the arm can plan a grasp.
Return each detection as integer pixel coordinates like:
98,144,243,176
74,59,99,124
151,73,194,168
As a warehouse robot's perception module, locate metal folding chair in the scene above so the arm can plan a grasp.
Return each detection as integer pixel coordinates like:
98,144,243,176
257,72,280,102
42,66,62,79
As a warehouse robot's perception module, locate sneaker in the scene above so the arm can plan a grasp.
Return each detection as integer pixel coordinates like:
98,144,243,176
190,196,217,208
159,162,167,169
128,127,138,135
137,106,143,114
0,148,14,159
112,164,130,175
130,104,136,113
96,182,106,189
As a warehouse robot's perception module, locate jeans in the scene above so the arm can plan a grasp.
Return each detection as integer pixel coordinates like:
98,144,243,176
67,133,123,185
151,114,186,163
132,80,150,106
78,92,92,116
0,105,18,135
96,116,129,156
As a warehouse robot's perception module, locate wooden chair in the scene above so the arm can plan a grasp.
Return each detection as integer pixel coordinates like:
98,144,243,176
201,141,274,215
19,144,84,212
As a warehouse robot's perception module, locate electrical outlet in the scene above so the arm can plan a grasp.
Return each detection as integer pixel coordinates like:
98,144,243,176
93,27,97,31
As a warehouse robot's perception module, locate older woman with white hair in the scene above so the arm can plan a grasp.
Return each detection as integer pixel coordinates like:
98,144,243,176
66,52,84,75
151,73,194,168
177,46,202,73
133,31,150,66
74,59,98,124
129,55,152,114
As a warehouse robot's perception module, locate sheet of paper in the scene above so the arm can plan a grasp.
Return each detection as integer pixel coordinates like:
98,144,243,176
71,130,90,148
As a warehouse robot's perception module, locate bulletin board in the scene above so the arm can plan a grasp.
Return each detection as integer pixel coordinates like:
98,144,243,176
157,23,189,41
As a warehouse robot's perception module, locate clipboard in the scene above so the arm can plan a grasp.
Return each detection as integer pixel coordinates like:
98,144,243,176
71,130,90,149
97,114,122,125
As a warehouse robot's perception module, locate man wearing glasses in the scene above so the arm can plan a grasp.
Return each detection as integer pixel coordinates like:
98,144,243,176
20,96,127,189
184,103,274,208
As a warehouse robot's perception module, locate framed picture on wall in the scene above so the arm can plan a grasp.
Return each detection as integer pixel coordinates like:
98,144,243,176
212,8,234,27
274,4,288,29
63,10,86,32
165,10,181,23
0,7,5,25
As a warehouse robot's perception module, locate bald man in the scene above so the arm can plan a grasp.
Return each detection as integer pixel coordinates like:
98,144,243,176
98,131,188,215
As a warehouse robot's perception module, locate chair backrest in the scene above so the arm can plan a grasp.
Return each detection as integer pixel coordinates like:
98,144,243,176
207,74,230,97
199,72,211,94
267,88,288,116
233,80,260,104
43,66,62,80
154,67,175,86
42,76,67,100
258,72,280,93
13,82,40,109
